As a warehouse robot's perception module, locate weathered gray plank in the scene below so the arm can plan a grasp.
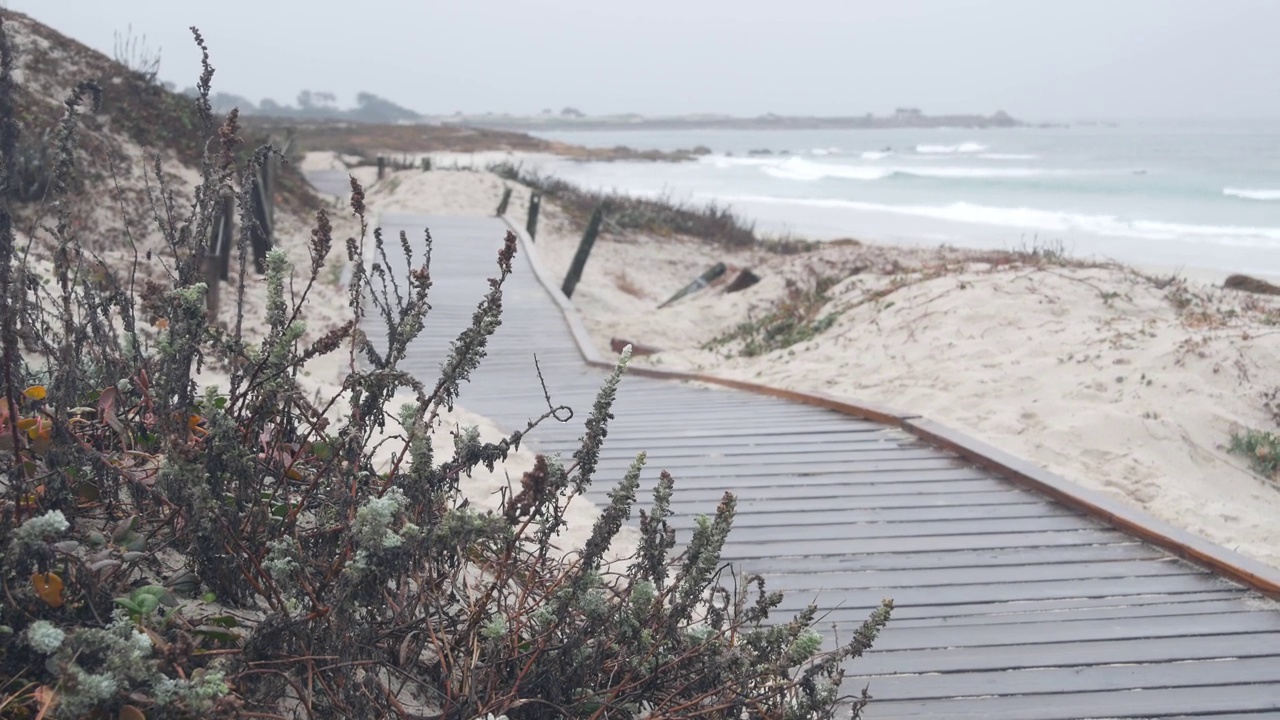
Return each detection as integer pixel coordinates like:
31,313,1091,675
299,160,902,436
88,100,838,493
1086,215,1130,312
857,655,1280,703
860,683,1280,719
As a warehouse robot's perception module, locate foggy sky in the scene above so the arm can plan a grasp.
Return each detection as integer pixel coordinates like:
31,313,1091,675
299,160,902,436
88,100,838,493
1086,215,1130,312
8,0,1280,121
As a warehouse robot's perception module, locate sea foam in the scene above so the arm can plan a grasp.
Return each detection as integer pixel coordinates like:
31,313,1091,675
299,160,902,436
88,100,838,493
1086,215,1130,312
756,157,1053,182
915,142,989,154
1224,187,1280,201
718,194,1280,247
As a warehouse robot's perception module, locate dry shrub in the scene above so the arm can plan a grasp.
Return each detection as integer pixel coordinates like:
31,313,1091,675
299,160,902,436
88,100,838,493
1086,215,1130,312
0,19,891,720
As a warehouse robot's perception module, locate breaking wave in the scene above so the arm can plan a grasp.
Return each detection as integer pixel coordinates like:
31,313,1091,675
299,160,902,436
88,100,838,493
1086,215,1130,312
915,142,989,154
755,157,1054,182
1224,187,1280,201
717,194,1280,247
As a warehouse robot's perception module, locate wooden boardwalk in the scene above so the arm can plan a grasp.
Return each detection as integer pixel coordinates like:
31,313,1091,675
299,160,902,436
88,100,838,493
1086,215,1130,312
365,210,1280,719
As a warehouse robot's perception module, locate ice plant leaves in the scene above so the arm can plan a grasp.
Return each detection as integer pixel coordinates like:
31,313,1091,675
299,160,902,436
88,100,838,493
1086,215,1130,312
32,572,64,607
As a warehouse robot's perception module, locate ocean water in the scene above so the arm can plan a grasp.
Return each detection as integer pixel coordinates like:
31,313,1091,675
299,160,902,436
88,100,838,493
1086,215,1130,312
528,122,1280,276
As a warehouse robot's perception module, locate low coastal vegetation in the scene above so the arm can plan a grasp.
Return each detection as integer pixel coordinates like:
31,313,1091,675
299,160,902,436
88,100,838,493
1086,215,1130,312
244,116,704,164
705,271,845,357
491,162,760,248
1229,429,1280,481
0,11,892,719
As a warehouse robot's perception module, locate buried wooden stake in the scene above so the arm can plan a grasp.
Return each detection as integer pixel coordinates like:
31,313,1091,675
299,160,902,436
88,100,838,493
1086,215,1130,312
658,262,727,308
562,206,604,299
495,186,513,216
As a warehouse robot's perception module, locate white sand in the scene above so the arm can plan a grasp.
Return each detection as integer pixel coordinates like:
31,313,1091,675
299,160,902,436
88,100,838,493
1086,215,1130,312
343,156,1280,570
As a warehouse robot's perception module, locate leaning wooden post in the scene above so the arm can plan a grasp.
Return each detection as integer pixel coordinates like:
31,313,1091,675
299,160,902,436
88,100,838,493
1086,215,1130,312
562,206,604,299
526,191,542,241
216,191,234,281
495,186,513,216
376,156,386,179
203,189,235,316
249,158,273,273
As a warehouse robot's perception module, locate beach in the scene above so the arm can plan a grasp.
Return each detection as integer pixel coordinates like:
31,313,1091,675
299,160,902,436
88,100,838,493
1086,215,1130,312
332,152,1280,570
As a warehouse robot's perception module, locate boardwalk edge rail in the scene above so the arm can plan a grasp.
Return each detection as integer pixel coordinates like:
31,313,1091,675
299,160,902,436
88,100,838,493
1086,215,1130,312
503,217,1280,600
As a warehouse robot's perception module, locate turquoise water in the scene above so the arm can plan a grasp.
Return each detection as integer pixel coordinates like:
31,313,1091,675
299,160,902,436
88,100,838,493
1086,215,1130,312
530,122,1280,274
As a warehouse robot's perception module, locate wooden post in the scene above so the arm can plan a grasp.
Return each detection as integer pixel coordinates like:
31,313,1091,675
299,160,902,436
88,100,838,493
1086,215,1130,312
216,192,234,281
377,156,386,179
526,191,542,241
421,156,432,172
249,159,273,273
495,187,513,216
562,206,603,299
204,190,235,316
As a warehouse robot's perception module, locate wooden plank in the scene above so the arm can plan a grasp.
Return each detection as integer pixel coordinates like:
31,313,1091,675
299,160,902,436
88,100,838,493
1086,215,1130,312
720,529,1126,559
734,543,1166,574
580,464,1001,492
590,449,950,470
1165,715,1280,720
535,423,900,441
628,479,1011,507
865,609,1277,653
854,630,1280,675
592,482,1021,506
539,432,913,452
545,427,916,450
675,502,1078,525
884,597,1265,628
676,514,1104,543
855,655,1280,703
768,591,1260,628
768,574,1239,616
859,682,1280,719
865,591,1250,623
754,559,1199,592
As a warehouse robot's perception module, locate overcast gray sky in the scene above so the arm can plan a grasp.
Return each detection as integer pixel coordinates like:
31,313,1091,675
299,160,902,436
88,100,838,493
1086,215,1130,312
8,0,1279,120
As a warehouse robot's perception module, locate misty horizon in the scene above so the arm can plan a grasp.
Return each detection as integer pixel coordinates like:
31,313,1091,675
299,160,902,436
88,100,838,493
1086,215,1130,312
8,0,1280,123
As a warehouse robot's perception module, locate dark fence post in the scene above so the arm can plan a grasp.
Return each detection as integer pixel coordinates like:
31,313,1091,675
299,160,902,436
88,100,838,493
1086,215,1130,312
216,192,234,281
562,206,604,299
204,190,235,316
526,191,542,241
249,156,274,273
377,156,386,179
495,186,513,216
421,156,432,172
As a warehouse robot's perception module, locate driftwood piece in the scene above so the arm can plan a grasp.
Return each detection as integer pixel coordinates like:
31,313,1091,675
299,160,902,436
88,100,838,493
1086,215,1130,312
724,269,761,293
610,338,661,357
658,262,727,308
1224,274,1280,296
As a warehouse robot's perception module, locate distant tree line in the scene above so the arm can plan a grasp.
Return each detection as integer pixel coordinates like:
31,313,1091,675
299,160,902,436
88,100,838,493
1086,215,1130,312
177,86,423,123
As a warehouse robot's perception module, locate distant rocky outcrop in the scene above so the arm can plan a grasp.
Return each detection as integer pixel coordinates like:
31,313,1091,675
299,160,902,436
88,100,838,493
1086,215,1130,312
437,109,1025,132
